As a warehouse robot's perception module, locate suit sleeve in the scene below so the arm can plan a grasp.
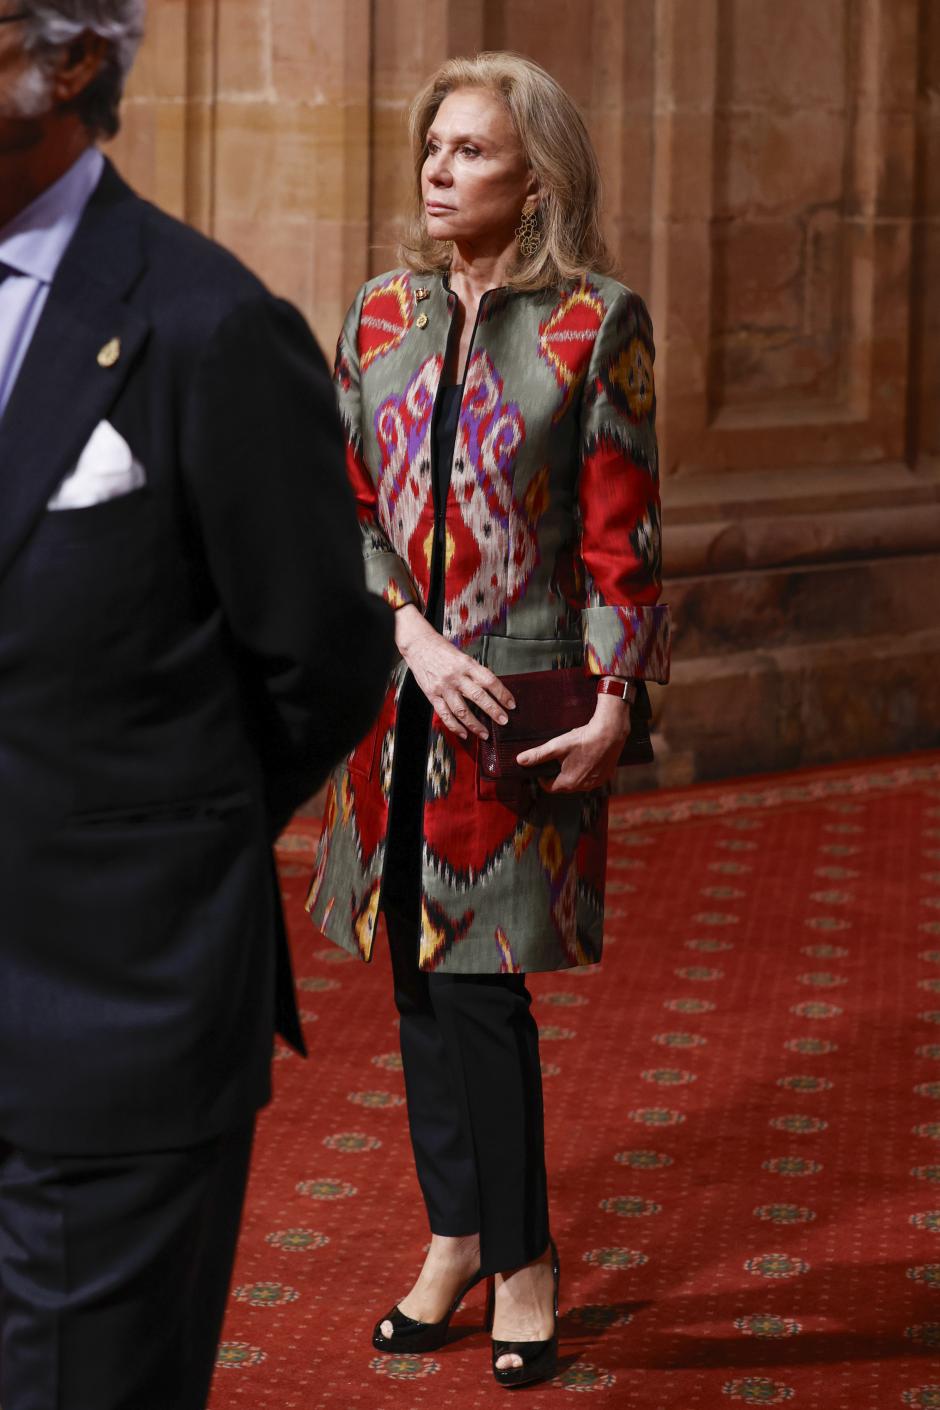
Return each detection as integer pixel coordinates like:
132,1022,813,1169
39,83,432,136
334,286,419,608
183,292,395,833
577,290,671,681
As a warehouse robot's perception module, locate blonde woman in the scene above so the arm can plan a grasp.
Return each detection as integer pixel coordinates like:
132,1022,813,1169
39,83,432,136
307,52,670,1387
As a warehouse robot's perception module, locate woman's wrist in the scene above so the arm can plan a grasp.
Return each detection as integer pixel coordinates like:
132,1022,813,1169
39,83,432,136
592,691,633,738
393,602,425,656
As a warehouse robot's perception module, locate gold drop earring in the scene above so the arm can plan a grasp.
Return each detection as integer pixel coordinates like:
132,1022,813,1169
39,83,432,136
515,204,542,258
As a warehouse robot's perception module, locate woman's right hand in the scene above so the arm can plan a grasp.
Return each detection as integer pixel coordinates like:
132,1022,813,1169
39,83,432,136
395,605,515,741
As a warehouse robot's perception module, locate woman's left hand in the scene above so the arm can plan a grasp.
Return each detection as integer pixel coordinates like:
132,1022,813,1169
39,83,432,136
515,694,632,793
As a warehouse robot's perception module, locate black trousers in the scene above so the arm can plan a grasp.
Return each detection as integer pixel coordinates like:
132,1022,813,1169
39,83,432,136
383,676,550,1275
0,1121,254,1410
386,899,550,1276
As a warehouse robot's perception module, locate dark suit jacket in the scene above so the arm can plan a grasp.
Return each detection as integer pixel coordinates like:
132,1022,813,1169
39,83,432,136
0,159,394,1155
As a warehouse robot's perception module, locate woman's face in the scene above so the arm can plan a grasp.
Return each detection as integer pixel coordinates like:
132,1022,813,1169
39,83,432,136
421,87,536,252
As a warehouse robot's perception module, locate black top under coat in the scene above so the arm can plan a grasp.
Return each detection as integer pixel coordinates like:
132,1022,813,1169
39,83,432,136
426,382,463,633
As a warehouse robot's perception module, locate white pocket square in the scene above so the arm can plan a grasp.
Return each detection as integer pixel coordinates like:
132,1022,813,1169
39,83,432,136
47,420,146,511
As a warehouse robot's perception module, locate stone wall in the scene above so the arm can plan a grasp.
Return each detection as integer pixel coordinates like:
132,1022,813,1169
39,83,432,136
109,0,940,785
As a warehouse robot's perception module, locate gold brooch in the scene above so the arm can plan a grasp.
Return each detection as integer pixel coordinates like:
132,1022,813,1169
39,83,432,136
416,313,429,329
415,287,431,302
97,337,121,368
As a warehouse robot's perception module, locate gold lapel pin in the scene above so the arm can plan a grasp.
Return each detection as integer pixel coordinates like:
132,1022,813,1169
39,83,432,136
97,337,121,368
415,286,431,302
415,313,429,329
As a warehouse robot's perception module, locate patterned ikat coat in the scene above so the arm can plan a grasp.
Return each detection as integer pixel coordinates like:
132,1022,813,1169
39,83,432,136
306,269,671,974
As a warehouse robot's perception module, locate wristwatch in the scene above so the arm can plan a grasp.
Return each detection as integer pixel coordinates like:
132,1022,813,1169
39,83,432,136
597,676,637,704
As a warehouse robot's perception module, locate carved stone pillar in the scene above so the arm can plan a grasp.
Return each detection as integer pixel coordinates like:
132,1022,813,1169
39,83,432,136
640,0,940,783
112,0,373,348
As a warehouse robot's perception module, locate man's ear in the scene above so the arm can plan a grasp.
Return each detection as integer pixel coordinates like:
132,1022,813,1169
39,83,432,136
51,31,109,105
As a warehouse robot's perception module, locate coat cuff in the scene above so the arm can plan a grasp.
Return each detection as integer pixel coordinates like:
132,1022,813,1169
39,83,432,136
582,604,671,682
363,550,419,609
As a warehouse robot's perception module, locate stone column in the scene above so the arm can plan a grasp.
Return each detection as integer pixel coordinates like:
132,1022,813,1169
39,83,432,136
111,0,373,348
642,0,940,783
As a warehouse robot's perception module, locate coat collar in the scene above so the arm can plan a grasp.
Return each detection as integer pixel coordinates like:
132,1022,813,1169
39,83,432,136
0,159,150,587
437,271,515,311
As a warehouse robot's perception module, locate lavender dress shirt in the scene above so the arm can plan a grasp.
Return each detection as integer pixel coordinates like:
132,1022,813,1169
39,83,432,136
0,146,104,421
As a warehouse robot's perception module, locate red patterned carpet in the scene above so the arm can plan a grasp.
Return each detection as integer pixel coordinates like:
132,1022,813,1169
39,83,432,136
209,753,940,1410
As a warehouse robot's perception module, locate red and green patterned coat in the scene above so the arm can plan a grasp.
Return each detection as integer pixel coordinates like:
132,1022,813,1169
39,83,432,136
306,269,670,974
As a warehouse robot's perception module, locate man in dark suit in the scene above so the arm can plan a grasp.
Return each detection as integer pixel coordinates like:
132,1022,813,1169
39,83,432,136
0,2,394,1405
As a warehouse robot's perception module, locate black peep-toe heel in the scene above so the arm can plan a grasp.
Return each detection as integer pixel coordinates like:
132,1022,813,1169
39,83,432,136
372,1268,487,1354
489,1238,560,1389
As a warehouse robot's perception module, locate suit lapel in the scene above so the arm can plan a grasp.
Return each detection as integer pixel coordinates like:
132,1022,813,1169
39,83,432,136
0,161,150,586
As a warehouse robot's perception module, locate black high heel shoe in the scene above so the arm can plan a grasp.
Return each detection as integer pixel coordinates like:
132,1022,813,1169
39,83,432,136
488,1238,560,1388
372,1267,487,1354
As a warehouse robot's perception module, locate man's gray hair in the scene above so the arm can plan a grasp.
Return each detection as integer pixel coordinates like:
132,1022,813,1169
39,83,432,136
22,0,145,137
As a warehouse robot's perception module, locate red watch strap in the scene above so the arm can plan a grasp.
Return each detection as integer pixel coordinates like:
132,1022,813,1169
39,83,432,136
597,677,634,700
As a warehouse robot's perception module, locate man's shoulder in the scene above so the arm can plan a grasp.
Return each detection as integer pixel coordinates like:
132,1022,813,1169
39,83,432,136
76,161,271,334
132,193,269,318
81,171,322,378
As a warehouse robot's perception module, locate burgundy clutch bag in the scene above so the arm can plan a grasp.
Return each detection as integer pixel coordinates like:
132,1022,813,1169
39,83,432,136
477,668,654,782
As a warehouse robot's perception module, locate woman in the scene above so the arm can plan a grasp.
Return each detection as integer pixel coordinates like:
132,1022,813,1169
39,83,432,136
306,52,670,1387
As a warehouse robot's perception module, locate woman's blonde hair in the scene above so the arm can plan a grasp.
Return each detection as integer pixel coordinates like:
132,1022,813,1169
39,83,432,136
399,52,615,291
